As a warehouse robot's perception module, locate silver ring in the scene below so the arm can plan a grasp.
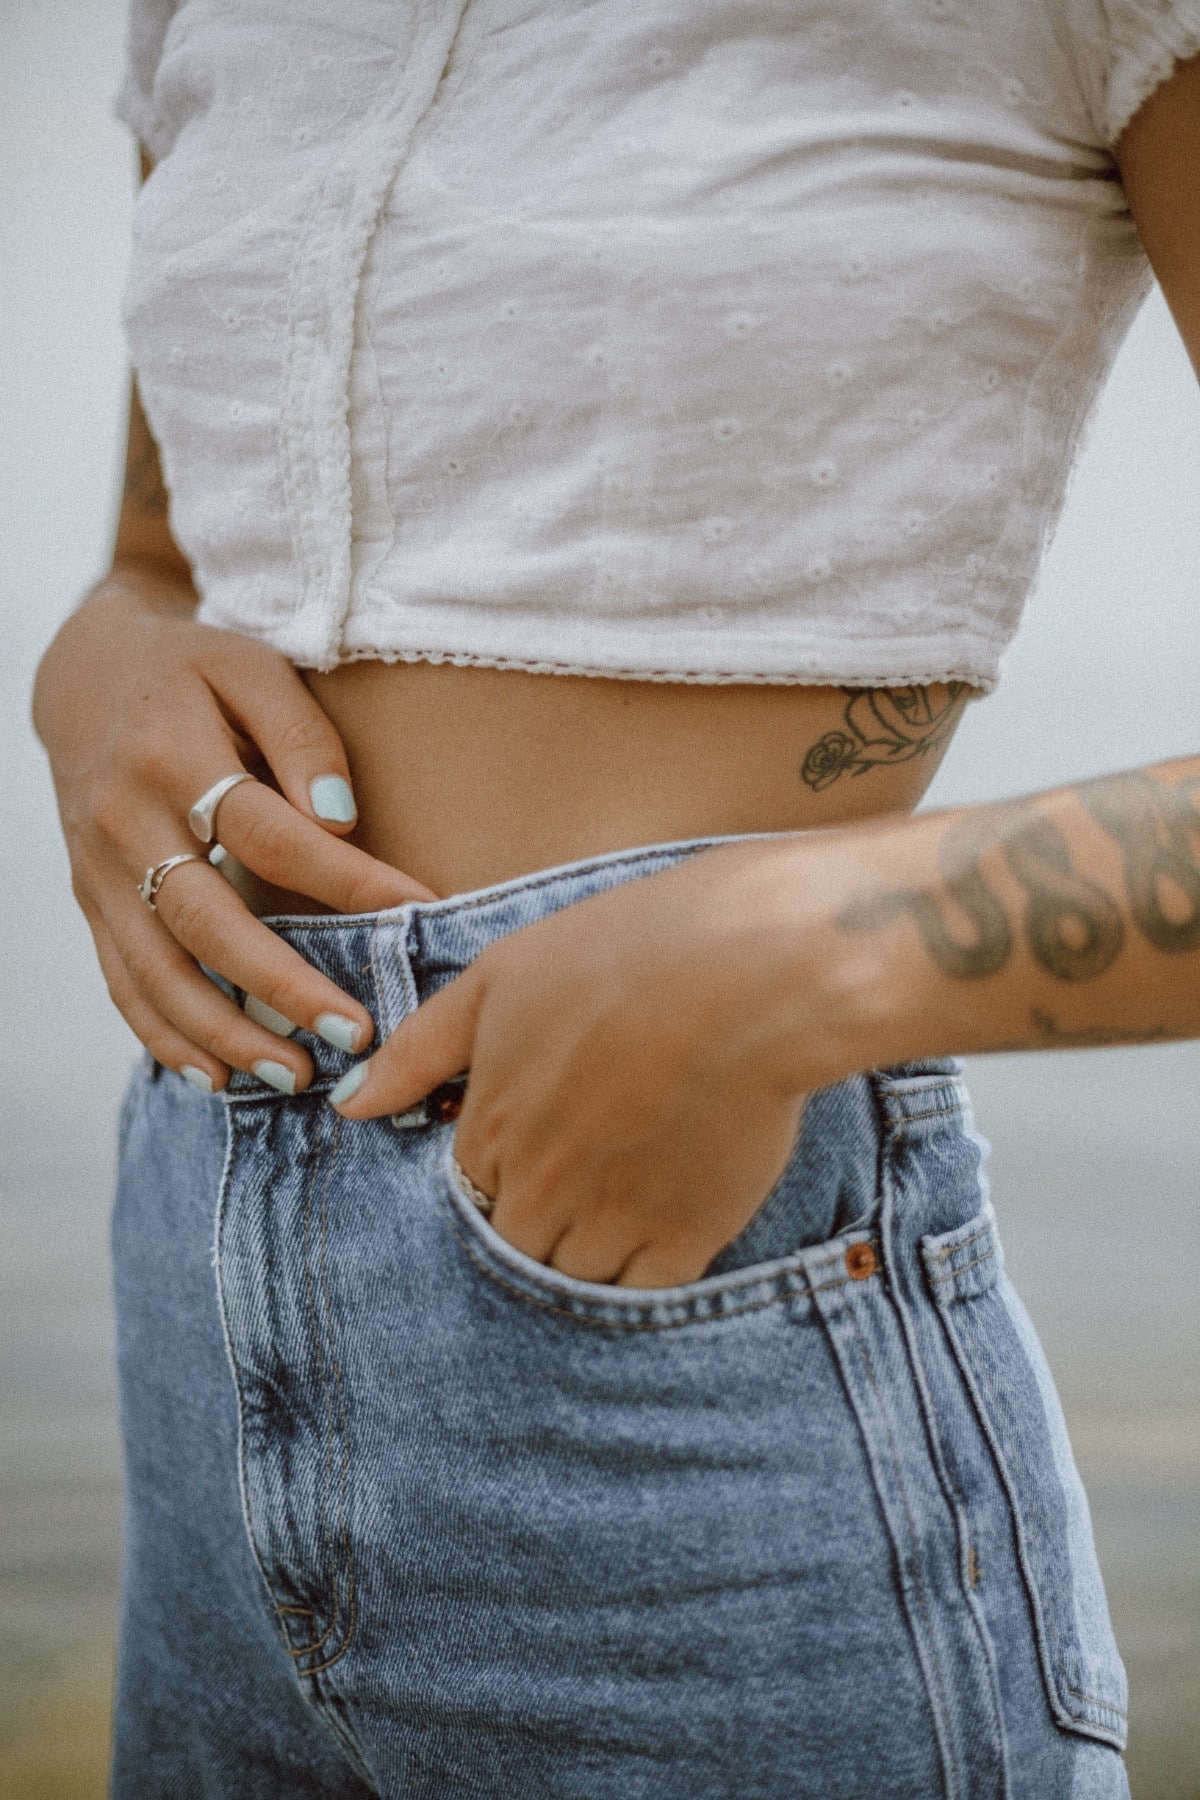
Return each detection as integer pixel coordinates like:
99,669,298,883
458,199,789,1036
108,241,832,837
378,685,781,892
449,1152,496,1217
188,771,254,844
139,852,209,911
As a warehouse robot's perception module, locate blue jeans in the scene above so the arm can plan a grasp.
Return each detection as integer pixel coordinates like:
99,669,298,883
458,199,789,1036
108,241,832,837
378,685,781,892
110,836,1129,1797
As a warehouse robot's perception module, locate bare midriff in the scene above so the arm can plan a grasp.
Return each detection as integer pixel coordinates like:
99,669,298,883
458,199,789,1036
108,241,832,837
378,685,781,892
301,659,976,898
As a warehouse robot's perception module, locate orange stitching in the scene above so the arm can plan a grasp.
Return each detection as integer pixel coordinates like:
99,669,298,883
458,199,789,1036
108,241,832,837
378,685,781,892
926,1246,998,1287
930,1219,994,1262
1065,1684,1127,1717
444,1207,813,1332
889,1104,966,1126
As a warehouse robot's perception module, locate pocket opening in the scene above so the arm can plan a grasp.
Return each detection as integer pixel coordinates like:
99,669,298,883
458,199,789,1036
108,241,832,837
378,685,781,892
441,1147,860,1333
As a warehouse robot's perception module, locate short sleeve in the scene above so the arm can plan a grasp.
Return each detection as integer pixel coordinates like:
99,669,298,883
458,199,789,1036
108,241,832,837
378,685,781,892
1069,0,1200,146
113,0,180,157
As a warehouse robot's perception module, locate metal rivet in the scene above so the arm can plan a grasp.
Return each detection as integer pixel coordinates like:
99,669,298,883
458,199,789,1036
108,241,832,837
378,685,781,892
846,1242,878,1281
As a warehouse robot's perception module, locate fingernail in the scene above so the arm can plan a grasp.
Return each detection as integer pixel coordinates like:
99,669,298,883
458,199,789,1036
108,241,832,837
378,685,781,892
309,775,357,824
253,1059,297,1095
244,995,298,1038
315,1012,361,1053
180,1065,214,1094
329,1063,367,1106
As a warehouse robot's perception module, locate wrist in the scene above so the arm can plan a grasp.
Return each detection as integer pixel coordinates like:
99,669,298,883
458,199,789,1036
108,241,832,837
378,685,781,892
715,821,943,1091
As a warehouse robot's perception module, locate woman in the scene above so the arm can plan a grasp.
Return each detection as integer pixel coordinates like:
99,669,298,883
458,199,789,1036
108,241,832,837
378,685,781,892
32,1,1200,1793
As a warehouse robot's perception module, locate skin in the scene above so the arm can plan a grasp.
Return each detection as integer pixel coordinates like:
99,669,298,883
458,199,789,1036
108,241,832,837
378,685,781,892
32,56,1200,1286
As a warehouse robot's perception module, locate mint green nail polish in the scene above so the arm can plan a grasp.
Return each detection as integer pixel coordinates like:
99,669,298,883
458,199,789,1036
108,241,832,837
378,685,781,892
180,1065,214,1094
315,1012,361,1053
310,775,357,824
253,1059,297,1095
244,994,298,1038
329,1063,367,1106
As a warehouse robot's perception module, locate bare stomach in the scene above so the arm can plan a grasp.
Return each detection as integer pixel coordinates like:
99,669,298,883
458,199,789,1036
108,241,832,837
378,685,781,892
295,660,974,898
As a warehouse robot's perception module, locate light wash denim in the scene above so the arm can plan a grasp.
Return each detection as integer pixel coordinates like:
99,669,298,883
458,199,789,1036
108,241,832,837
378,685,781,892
110,836,1129,1797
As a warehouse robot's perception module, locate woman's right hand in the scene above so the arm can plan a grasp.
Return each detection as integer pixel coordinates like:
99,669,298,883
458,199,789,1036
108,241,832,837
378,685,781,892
32,571,434,1095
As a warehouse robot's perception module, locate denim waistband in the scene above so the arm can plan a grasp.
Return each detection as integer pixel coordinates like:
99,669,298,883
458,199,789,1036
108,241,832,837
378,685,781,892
224,832,966,1123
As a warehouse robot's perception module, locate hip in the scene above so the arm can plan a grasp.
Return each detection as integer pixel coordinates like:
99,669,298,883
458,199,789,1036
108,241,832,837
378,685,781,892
110,834,1127,1795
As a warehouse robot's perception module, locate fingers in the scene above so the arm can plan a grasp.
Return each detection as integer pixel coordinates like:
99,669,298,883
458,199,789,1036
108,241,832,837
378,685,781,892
213,779,434,910
91,903,320,1093
204,643,363,834
91,913,229,1092
147,860,378,1063
328,962,484,1117
609,1241,715,1290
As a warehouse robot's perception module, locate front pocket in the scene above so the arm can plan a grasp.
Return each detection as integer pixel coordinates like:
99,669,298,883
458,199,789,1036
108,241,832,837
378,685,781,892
921,1208,1128,1749
441,1147,820,1334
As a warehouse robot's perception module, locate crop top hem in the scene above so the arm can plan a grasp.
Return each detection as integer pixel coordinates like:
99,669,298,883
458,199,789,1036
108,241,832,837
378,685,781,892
307,643,998,692
197,603,1001,692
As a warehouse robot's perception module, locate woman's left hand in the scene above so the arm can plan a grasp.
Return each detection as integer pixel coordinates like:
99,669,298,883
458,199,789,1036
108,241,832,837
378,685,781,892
329,841,839,1287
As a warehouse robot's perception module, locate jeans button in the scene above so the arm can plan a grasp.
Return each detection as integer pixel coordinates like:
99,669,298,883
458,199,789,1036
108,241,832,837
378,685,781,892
845,1242,878,1281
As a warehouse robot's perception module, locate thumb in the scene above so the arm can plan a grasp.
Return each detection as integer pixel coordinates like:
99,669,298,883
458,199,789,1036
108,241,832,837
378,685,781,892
328,962,484,1119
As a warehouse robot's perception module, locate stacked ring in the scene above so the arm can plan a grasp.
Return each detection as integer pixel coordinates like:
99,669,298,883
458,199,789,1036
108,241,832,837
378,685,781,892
138,853,209,910
188,771,255,843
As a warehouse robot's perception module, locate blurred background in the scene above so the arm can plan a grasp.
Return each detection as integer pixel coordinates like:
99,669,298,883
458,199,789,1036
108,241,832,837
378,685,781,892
2,2,1197,1795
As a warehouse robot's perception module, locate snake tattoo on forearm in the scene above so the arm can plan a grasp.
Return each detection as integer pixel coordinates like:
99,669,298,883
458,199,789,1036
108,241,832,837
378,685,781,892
838,773,1200,985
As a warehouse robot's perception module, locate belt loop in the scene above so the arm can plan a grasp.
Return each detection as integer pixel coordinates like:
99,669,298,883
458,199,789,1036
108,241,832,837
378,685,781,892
368,911,421,1040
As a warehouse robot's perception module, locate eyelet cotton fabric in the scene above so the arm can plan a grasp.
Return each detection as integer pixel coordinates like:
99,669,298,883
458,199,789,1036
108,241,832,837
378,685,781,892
116,0,1200,689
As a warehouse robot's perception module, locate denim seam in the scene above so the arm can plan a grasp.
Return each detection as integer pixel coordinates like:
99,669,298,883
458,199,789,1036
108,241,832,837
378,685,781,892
214,1104,287,1642
443,1146,886,1318
296,1114,358,1675
871,1152,1008,1791
926,1246,999,1287
442,1208,829,1331
268,842,708,942
969,1342,1126,1725
385,843,709,925
929,1295,1127,1734
840,1297,962,1799
286,1124,342,1662
213,1106,360,1707
928,1220,995,1262
890,1104,967,1128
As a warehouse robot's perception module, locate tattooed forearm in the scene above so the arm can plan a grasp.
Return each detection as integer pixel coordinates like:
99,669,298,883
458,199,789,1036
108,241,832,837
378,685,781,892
1080,773,1200,954
800,684,970,792
837,771,1200,991
838,808,1124,983
838,816,1013,979
999,813,1124,981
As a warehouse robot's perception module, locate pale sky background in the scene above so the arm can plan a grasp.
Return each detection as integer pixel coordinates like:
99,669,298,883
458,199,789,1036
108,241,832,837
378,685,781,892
1,1,1198,1791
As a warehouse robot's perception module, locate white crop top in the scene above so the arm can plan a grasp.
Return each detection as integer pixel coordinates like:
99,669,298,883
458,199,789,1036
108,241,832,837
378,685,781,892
117,0,1200,690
